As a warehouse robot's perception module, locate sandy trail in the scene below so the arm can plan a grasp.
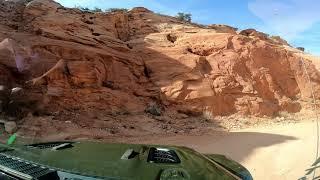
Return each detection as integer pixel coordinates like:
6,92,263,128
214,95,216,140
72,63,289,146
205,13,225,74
130,121,318,180
18,119,318,179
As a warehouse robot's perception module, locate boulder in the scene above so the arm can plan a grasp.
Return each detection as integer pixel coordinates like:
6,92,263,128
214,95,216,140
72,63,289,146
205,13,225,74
130,7,152,13
270,36,290,46
24,0,61,17
207,24,238,34
4,121,17,134
239,28,269,41
145,103,162,116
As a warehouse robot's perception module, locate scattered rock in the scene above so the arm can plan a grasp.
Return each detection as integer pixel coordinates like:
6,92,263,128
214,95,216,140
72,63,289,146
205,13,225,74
10,87,23,95
175,113,189,119
270,36,290,46
130,7,152,13
154,116,167,122
207,24,238,34
102,81,116,89
109,128,118,134
4,121,17,134
166,34,177,43
145,103,162,116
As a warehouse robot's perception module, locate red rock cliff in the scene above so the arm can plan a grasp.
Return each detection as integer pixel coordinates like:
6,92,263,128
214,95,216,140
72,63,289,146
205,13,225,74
0,0,319,120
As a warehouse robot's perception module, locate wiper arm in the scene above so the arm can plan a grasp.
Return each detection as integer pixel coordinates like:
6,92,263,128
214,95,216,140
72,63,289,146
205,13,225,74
300,157,320,179
0,163,33,180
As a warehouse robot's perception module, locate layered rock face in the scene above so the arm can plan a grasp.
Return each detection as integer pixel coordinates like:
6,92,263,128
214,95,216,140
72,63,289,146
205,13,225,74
0,0,319,121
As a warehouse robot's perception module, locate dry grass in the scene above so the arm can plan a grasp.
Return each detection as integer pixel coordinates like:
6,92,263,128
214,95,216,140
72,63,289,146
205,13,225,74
202,109,214,121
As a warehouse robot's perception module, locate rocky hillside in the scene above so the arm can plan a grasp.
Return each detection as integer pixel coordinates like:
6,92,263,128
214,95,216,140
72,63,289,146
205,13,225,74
0,0,320,137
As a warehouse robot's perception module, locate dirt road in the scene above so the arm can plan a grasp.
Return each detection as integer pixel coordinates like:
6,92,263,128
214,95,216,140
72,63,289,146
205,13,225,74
131,121,318,180
26,117,318,179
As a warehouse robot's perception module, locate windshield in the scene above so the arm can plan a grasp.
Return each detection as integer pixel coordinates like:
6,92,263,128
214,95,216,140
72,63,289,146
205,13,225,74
0,0,320,179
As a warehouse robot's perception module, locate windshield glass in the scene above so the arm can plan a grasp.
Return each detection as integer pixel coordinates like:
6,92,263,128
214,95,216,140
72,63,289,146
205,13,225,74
0,0,320,179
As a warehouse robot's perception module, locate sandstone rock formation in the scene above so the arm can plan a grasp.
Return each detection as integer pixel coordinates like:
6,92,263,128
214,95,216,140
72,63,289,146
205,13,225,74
0,0,319,126
207,24,238,34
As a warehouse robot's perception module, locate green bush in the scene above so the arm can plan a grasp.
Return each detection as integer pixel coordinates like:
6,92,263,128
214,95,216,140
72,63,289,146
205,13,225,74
74,6,102,13
105,8,129,13
93,7,102,12
75,6,89,11
176,12,192,22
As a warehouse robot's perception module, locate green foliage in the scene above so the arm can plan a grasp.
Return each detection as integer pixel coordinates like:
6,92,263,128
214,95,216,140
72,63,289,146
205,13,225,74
105,8,129,13
93,7,102,12
74,6,129,13
176,12,192,22
74,6,102,13
81,7,90,11
74,6,89,11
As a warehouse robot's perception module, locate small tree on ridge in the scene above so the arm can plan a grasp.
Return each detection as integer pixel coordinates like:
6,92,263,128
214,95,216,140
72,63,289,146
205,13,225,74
176,12,192,22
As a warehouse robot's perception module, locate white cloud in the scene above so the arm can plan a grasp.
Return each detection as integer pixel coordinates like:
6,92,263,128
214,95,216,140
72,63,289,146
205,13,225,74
248,0,320,40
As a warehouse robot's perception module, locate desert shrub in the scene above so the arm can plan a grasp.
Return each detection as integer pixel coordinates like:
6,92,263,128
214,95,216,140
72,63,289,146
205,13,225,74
297,47,305,52
75,6,102,13
202,109,214,121
105,8,129,13
75,6,89,12
176,12,192,22
93,7,102,12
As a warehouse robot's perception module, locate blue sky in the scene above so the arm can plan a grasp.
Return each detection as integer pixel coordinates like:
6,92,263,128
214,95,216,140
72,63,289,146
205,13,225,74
55,0,320,55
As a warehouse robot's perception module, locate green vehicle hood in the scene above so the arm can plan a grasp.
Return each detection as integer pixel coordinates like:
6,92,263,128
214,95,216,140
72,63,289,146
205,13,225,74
205,154,253,180
0,141,251,180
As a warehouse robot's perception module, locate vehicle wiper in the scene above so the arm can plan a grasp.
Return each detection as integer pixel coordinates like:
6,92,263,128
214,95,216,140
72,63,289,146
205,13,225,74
0,163,33,180
0,153,58,180
299,156,320,179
